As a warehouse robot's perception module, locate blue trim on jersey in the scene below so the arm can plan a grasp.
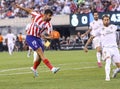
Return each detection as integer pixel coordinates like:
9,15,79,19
26,35,44,51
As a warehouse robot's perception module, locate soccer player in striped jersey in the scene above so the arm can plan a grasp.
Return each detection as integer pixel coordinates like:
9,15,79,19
16,4,60,77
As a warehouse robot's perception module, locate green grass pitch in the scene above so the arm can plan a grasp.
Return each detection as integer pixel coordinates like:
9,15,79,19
0,50,120,89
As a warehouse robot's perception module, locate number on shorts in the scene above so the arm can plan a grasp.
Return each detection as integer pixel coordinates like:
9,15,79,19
32,40,38,48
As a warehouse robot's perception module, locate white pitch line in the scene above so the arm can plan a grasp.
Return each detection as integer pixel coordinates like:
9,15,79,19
0,66,97,76
0,62,96,73
0,67,30,73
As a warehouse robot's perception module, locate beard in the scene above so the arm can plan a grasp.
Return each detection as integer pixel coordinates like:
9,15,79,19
104,23,109,27
46,18,51,22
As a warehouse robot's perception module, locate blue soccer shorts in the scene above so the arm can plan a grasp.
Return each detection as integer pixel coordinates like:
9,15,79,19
26,35,44,52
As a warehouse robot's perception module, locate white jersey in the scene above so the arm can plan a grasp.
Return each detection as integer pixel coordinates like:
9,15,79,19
93,24,118,48
6,33,16,44
89,19,103,36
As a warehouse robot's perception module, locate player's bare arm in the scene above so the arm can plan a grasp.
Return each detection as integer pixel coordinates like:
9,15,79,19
15,4,33,14
41,34,53,40
84,36,94,52
81,29,92,38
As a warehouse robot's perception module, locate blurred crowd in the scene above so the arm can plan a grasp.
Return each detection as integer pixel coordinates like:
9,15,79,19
0,0,120,19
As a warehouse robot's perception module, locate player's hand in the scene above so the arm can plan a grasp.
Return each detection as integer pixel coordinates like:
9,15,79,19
41,34,44,38
15,4,20,8
83,47,88,53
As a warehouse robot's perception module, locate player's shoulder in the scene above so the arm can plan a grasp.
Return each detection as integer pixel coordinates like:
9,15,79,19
109,24,116,27
109,24,117,30
46,21,52,26
90,21,94,25
98,19,103,23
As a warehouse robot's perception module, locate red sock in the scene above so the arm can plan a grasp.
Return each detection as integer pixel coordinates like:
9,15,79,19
33,61,40,70
43,59,53,70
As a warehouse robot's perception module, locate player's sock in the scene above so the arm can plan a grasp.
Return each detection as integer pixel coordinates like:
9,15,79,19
33,61,40,70
43,59,53,70
105,58,111,79
112,68,120,78
96,52,101,63
114,68,120,73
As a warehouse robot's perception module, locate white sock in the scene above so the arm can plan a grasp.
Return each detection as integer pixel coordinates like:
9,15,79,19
114,68,120,73
105,58,111,78
96,52,101,63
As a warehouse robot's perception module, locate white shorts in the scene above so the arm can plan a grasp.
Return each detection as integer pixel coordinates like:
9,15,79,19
92,37,101,49
102,47,120,63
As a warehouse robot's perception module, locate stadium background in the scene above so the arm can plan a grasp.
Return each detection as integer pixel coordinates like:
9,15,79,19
0,0,120,50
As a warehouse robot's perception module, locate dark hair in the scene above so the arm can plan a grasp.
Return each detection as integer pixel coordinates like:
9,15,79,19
102,14,110,20
44,9,53,16
92,11,98,15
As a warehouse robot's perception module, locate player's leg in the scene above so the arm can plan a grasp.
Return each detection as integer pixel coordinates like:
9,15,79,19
102,48,111,81
105,57,111,81
33,51,38,62
8,44,12,55
112,48,120,78
11,43,14,54
112,63,120,78
93,38,102,67
27,46,32,57
36,48,60,73
31,52,41,77
96,46,102,67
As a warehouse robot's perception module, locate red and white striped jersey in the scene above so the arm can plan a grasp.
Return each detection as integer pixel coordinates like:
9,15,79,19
26,11,53,37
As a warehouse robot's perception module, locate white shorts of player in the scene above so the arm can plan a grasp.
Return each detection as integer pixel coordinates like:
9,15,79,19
92,37,101,49
102,47,120,63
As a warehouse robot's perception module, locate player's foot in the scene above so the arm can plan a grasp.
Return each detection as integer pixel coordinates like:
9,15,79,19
51,67,60,74
97,62,102,68
112,69,118,78
105,77,110,81
30,67,38,77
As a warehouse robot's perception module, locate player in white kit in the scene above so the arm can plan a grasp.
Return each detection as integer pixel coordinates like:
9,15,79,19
82,11,103,67
5,29,16,55
84,15,120,81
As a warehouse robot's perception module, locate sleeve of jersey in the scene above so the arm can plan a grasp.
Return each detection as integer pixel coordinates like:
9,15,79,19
25,24,29,31
112,25,117,31
25,24,31,31
89,23,92,30
31,11,39,17
46,22,53,35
